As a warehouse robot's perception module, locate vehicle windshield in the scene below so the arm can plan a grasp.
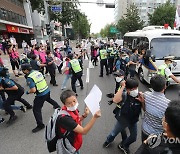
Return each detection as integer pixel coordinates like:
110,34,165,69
150,38,180,59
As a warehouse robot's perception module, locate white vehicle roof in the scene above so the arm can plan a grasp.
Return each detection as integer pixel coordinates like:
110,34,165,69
124,26,180,42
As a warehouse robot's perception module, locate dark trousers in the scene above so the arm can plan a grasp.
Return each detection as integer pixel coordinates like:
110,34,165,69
129,69,135,78
33,92,60,126
49,69,56,85
108,58,114,74
57,63,63,74
3,91,31,117
0,91,6,101
100,59,109,76
71,71,83,93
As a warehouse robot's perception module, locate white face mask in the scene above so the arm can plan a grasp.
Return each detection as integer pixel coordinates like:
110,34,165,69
115,77,123,83
122,57,126,60
67,102,79,111
129,88,139,97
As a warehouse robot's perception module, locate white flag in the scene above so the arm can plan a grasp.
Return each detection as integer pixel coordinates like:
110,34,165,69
175,6,180,29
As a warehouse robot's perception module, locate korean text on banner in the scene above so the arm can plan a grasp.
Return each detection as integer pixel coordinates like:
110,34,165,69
84,85,102,115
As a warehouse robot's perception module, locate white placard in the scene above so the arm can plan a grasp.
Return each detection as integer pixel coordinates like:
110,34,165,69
84,85,102,115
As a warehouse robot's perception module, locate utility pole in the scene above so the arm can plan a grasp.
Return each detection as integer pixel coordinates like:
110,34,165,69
43,0,53,51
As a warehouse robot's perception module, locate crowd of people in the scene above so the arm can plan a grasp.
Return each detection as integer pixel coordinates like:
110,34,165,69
0,37,179,154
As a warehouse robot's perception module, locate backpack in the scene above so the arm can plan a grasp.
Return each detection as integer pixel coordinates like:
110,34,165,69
45,108,70,153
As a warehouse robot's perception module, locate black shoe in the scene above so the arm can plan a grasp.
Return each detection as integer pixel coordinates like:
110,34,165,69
103,141,111,148
118,144,130,154
20,106,26,112
6,115,18,124
0,118,5,124
106,93,114,98
108,100,113,105
15,74,19,77
26,105,33,110
99,75,103,77
80,86,84,90
18,73,22,75
75,93,78,96
106,73,109,76
32,125,45,133
53,84,58,86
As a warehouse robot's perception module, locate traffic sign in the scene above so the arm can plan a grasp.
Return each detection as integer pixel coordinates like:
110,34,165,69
110,26,118,33
51,5,62,12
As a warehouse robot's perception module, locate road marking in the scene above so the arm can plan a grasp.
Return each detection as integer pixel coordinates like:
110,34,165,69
88,60,94,69
86,68,89,83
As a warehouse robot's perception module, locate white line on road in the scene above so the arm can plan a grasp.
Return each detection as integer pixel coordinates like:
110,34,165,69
86,68,89,83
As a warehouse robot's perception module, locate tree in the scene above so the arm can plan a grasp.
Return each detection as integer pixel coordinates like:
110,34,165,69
100,24,117,38
148,1,176,28
72,10,91,39
116,4,144,36
30,0,44,12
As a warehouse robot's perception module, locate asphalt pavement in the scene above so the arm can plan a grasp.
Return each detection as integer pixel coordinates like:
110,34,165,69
0,51,179,154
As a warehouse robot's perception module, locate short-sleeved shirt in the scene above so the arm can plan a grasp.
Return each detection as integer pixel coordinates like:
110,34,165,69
142,91,170,135
129,53,139,70
165,67,173,77
46,56,56,70
58,115,78,146
26,71,50,96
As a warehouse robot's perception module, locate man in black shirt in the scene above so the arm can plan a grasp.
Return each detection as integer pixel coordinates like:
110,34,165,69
46,50,58,86
135,100,180,154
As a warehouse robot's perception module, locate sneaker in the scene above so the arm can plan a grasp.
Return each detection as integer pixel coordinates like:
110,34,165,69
26,105,33,110
32,124,45,133
20,106,26,112
6,115,18,124
76,83,80,87
18,73,22,75
80,86,84,90
106,93,114,98
0,118,5,124
118,144,130,154
61,86,66,90
99,75,103,77
103,141,111,148
53,84,58,86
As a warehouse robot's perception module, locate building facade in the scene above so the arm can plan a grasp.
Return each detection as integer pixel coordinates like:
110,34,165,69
0,0,34,47
115,0,176,25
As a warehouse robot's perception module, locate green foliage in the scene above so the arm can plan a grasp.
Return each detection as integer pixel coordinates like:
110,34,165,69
100,24,116,38
72,10,91,39
148,1,176,28
30,0,44,12
116,4,144,36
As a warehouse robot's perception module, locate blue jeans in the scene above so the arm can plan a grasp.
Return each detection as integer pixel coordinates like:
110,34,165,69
75,150,80,154
61,74,72,89
106,118,137,148
0,96,21,110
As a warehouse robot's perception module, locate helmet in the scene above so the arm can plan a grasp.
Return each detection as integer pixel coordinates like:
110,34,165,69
21,64,32,71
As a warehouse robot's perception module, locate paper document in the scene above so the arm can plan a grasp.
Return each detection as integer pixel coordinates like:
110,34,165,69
84,85,102,115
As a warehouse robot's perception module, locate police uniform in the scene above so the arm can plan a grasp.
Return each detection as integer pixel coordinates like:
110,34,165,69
68,58,83,94
107,47,115,74
157,56,174,86
99,49,109,77
26,70,60,132
0,77,32,119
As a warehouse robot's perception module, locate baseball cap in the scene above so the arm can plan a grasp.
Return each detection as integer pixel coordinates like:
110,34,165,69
164,56,175,62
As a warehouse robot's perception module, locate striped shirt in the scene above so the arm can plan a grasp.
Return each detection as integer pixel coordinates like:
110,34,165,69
142,91,170,135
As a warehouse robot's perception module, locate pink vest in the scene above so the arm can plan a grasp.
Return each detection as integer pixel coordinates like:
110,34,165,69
33,50,39,56
9,50,19,59
39,51,46,64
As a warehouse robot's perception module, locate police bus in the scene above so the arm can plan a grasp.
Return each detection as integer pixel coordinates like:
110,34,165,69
123,26,180,85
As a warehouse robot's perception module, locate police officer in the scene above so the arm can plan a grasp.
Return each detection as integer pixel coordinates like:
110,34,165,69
158,56,180,85
0,76,32,124
67,53,83,96
99,45,109,77
107,44,115,74
21,64,60,133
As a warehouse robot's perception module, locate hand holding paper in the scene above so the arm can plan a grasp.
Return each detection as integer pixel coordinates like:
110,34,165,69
84,85,102,115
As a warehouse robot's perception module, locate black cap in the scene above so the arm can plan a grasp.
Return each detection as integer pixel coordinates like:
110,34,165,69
113,70,125,76
21,64,32,71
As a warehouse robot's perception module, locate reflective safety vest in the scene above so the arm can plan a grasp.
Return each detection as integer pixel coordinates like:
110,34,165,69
157,64,169,80
99,49,107,60
28,71,48,93
108,48,115,57
70,59,82,73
